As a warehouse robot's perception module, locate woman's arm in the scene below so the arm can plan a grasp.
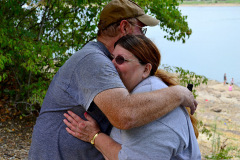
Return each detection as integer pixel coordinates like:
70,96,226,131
94,132,121,160
63,111,121,160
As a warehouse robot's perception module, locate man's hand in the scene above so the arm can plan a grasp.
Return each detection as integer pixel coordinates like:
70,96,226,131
63,111,100,142
173,85,198,115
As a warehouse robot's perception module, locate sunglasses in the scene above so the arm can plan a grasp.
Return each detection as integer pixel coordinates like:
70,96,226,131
131,23,147,35
127,21,147,35
111,55,139,65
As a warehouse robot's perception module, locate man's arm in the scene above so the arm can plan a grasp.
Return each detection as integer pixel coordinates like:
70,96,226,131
94,85,197,130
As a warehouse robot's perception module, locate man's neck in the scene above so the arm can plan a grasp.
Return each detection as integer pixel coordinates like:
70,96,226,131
97,35,120,53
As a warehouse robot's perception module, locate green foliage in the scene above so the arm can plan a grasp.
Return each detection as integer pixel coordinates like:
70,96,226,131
205,123,234,160
1,0,192,115
162,64,208,98
198,120,212,140
137,0,191,43
0,0,104,114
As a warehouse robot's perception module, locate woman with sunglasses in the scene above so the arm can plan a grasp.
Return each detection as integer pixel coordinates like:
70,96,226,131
64,35,201,160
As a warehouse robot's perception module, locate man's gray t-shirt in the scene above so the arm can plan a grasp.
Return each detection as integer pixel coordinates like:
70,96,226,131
29,41,125,160
111,76,201,160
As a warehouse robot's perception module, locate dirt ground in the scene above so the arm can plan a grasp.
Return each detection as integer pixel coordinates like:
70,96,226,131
0,116,34,160
0,80,240,159
196,80,240,159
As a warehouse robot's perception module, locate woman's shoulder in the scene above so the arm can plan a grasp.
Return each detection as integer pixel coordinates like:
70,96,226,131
149,76,168,90
132,76,168,94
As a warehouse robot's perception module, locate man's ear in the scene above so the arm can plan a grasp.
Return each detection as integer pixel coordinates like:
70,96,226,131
119,20,131,35
142,63,152,79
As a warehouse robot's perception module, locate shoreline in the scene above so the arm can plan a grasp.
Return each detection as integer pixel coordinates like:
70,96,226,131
179,3,240,7
207,79,240,87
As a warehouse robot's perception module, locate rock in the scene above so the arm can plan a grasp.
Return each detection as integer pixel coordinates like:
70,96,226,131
233,104,240,108
226,95,232,98
211,108,222,112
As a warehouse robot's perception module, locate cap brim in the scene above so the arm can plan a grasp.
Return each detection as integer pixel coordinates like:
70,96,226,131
137,14,159,26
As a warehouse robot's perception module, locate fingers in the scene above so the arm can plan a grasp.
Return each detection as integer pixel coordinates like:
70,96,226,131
63,111,101,143
67,110,84,123
194,99,198,108
66,127,89,142
63,111,86,132
189,99,198,115
186,89,197,114
63,112,79,127
190,104,196,115
84,112,96,123
63,119,77,131
177,86,198,115
66,127,77,137
188,98,195,115
64,119,90,142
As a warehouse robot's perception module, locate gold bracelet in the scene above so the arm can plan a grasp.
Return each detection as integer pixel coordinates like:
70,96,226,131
90,131,101,145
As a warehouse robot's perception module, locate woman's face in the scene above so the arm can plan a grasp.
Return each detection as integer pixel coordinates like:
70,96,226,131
112,45,148,92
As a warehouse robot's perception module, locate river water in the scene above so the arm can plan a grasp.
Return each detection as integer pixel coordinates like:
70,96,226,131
147,6,240,86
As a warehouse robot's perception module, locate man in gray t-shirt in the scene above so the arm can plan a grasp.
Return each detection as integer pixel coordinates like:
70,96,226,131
29,41,124,159
29,0,198,159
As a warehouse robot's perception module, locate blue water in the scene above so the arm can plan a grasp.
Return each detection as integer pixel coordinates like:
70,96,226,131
147,6,240,86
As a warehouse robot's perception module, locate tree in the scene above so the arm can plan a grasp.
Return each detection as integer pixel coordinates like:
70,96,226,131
0,0,194,115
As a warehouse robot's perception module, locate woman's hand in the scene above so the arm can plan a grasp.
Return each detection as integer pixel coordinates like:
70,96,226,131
63,111,100,143
64,111,121,160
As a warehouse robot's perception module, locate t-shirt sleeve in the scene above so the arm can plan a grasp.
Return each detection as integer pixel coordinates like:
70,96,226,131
69,53,125,110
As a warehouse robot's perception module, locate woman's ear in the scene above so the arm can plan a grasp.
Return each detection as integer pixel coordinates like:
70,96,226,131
119,20,131,36
142,63,152,79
